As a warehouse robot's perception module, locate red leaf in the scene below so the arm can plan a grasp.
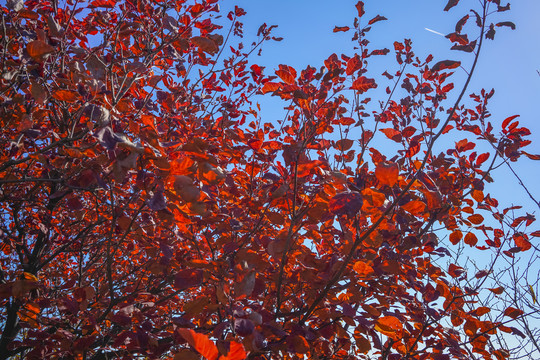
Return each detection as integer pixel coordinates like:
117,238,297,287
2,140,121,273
448,263,465,278
355,1,365,18
329,192,363,217
446,32,469,45
380,128,402,142
178,329,219,360
431,60,461,72
449,230,463,245
338,117,356,126
335,139,354,151
514,234,531,251
488,286,504,295
52,89,79,103
191,36,219,54
503,307,524,319
522,152,540,160
444,0,459,11
476,152,489,166
375,162,398,186
219,341,247,360
530,230,540,237
346,55,362,75
89,0,116,8
468,214,484,225
464,232,478,246
502,115,519,129
261,82,281,94
455,14,469,33
451,40,477,52
27,40,55,60
276,66,296,85
402,200,426,215
351,77,377,93
368,15,387,25
333,26,350,33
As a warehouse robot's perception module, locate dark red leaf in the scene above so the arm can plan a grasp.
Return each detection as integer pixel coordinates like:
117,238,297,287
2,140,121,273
444,0,459,11
333,26,350,33
368,15,387,25
329,192,363,217
496,21,516,30
431,60,461,72
355,1,365,18
455,14,469,33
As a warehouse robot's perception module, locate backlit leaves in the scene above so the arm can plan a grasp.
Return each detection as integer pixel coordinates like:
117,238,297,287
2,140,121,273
375,162,399,186
0,1,534,360
375,316,403,338
351,76,377,93
178,329,219,360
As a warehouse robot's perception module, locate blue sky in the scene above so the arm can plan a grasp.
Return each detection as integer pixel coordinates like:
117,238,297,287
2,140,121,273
227,0,540,211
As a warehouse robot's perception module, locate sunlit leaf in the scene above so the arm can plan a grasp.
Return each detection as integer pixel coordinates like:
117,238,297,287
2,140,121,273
178,329,218,360
351,77,377,93
375,316,402,337
353,261,374,277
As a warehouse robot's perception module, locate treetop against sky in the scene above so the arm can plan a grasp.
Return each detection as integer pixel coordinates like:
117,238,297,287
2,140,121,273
0,0,539,359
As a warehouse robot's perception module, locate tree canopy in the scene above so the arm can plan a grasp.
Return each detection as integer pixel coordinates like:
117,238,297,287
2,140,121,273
0,0,539,359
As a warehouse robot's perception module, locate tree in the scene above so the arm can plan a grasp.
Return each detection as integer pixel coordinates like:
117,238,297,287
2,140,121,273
0,0,538,359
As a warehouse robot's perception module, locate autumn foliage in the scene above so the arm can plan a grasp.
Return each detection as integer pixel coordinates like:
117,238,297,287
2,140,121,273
0,0,538,359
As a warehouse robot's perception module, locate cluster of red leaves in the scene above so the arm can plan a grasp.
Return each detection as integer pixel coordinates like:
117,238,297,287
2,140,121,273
0,0,537,359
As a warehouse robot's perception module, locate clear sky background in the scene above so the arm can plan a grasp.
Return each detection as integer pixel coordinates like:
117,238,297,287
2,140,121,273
225,0,540,213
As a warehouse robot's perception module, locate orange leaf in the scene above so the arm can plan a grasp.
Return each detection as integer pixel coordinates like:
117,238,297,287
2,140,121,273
353,261,374,277
473,307,491,316
375,162,398,186
401,200,426,215
375,316,402,337
488,286,504,295
18,302,40,326
468,214,484,225
219,341,247,360
514,234,531,251
177,328,218,360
